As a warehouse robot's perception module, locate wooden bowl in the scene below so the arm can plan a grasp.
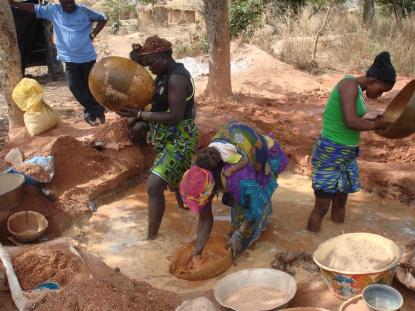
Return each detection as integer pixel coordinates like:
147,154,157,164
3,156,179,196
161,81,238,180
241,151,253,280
7,211,48,243
169,236,232,281
88,56,154,112
376,79,415,139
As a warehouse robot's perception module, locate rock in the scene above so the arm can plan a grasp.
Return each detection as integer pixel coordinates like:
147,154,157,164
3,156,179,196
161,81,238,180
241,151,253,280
5,148,24,166
397,241,415,291
272,251,319,276
176,297,217,311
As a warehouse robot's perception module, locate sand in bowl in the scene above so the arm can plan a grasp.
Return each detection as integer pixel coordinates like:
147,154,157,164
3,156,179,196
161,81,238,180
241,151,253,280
14,163,49,182
169,236,232,281
322,237,395,272
224,285,289,311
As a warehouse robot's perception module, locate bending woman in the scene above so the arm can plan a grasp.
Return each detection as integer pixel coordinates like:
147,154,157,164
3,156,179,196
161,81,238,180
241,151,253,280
121,36,197,239
179,123,288,258
307,51,396,232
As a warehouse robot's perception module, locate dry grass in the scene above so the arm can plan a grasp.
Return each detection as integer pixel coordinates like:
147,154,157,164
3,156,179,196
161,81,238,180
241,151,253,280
249,25,275,55
267,6,415,75
173,24,208,59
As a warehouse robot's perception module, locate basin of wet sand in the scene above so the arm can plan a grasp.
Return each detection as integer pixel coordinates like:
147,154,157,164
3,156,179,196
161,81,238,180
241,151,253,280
71,173,415,310
169,236,232,281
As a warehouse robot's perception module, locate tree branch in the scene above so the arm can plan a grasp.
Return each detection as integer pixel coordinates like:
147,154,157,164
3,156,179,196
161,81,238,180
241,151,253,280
312,1,336,63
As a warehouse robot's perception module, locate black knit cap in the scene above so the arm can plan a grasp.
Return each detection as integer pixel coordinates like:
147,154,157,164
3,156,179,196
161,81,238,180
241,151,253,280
367,51,396,84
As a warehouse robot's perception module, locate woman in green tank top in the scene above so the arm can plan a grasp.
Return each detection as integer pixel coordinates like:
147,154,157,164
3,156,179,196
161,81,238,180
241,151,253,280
307,52,396,232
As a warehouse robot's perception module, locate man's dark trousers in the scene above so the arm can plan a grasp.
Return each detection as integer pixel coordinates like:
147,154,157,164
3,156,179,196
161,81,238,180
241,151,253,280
65,60,104,119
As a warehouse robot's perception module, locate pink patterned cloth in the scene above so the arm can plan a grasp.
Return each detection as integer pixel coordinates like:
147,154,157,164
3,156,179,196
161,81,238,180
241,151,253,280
179,166,215,213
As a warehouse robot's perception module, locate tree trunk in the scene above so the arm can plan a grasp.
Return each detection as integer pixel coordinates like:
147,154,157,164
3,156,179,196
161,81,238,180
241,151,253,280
202,0,232,100
0,2,24,129
391,0,403,30
363,0,375,28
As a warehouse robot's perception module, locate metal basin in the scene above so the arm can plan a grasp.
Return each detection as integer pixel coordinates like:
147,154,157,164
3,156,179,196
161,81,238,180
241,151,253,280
7,211,48,243
377,79,415,139
0,173,25,211
362,284,403,311
88,56,154,112
214,268,297,310
281,309,331,311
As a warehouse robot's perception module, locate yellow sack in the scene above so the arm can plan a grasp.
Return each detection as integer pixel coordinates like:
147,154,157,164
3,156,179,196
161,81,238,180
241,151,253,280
12,78,44,112
12,78,58,136
24,102,58,136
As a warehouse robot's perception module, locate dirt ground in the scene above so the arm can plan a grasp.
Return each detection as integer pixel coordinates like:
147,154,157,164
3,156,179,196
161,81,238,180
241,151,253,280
0,28,414,310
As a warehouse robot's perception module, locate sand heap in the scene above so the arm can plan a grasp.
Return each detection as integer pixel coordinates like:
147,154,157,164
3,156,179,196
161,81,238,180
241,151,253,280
49,136,113,193
34,278,179,311
322,237,395,272
44,135,118,217
93,118,132,150
12,246,82,291
4,239,179,311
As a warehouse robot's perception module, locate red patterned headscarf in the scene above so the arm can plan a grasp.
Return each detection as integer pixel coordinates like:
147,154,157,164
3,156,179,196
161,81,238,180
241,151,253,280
179,166,215,213
138,35,172,56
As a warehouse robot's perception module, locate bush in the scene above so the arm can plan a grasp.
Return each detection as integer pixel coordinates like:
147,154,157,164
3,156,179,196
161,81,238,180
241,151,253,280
377,0,415,18
103,0,133,34
229,0,265,38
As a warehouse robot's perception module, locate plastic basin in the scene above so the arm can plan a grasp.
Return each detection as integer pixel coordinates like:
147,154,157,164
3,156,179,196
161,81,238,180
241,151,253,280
313,233,401,300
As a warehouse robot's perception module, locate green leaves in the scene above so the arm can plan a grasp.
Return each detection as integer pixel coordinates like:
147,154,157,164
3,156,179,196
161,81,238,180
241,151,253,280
102,0,133,34
229,0,265,38
377,0,415,18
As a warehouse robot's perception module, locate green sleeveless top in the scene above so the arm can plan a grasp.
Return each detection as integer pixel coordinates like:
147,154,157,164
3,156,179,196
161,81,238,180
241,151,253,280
321,75,368,146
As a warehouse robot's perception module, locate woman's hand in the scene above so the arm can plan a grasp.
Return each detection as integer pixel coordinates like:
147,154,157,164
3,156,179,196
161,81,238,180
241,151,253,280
365,113,384,121
373,119,392,130
140,111,152,121
117,108,139,118
226,232,243,259
188,255,204,270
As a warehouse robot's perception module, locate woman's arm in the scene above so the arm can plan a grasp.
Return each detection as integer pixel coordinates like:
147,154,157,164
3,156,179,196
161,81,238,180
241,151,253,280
339,79,390,131
193,202,213,256
223,157,248,177
227,218,253,259
140,74,188,124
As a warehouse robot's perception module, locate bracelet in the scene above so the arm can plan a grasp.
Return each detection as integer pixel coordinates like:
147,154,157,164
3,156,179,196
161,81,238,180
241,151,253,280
137,111,142,119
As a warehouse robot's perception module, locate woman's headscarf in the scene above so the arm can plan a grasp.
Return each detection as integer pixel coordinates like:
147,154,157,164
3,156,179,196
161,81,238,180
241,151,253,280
179,166,215,213
367,51,396,85
138,35,172,56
